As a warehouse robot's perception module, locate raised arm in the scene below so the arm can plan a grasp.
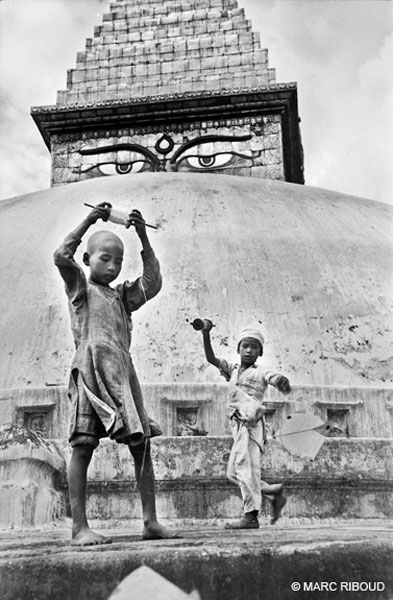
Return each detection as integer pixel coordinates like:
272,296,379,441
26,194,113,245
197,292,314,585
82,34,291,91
202,326,220,369
121,209,162,312
53,203,111,296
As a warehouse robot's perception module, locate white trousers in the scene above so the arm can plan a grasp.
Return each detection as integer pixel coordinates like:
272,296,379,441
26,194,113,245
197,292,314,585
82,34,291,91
227,419,263,513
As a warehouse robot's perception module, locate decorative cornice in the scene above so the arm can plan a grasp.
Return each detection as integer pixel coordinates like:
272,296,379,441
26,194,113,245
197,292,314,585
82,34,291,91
31,82,297,114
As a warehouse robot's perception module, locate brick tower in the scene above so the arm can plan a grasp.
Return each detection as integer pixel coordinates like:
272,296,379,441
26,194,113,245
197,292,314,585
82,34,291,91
31,0,304,186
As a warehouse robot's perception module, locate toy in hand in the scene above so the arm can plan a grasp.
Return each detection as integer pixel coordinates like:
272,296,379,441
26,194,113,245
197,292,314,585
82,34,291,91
84,203,158,229
190,318,215,332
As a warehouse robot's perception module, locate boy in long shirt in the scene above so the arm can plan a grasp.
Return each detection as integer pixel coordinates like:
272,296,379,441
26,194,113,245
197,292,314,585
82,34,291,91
54,202,177,545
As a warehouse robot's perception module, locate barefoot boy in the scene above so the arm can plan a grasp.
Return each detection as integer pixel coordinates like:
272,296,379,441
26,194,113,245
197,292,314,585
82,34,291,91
200,322,290,528
54,202,176,545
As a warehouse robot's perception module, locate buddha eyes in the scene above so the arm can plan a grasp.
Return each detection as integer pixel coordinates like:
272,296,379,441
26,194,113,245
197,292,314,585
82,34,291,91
75,137,254,177
183,154,233,169
177,152,252,171
98,161,151,175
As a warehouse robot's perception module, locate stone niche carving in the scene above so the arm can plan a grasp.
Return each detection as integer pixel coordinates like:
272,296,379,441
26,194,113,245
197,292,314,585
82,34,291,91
16,405,55,439
327,408,349,438
162,397,212,436
176,406,208,437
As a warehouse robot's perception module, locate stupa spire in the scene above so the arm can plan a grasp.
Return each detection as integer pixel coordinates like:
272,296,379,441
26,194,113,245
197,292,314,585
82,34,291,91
57,0,276,105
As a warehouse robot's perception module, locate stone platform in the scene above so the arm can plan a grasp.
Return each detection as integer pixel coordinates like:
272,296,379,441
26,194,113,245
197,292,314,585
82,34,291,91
1,520,392,600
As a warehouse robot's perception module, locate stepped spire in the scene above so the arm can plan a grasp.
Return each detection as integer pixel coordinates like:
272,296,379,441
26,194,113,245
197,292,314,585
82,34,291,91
57,0,276,105
31,0,303,186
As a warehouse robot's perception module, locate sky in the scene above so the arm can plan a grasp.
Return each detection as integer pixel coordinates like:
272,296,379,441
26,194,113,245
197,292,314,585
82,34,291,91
0,0,392,204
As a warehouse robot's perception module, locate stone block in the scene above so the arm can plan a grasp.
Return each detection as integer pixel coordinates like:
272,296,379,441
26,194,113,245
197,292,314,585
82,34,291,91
220,20,233,32
268,68,276,83
0,427,66,528
56,90,67,104
103,33,117,45
134,64,147,78
187,38,199,51
227,53,241,67
141,30,154,41
116,33,128,44
156,28,168,39
96,66,108,80
72,70,86,84
167,26,181,38
112,9,126,19
244,74,262,88
161,62,174,74
102,22,115,34
114,20,126,33
119,65,132,78
172,59,187,73
189,57,201,70
198,35,213,49
147,63,160,76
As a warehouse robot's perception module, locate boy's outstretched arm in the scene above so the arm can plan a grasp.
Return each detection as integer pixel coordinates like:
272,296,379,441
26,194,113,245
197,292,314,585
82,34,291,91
202,325,220,368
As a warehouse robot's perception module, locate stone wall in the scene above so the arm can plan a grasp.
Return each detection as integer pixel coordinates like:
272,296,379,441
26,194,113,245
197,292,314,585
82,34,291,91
1,384,392,440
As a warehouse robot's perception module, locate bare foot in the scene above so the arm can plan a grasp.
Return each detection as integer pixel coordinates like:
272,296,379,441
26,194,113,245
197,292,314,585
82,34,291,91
225,515,259,530
142,521,181,540
71,526,112,546
271,490,287,524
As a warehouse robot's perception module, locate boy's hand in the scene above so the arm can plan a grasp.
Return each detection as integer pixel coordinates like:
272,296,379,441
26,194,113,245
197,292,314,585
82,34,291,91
202,319,215,333
87,202,111,224
126,209,146,237
276,375,291,394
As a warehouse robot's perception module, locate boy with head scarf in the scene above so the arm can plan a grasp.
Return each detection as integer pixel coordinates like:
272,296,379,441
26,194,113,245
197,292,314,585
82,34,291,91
200,321,291,529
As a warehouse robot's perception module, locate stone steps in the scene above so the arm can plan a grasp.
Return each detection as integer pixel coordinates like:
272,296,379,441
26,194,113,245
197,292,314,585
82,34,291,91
1,523,392,600
58,436,393,522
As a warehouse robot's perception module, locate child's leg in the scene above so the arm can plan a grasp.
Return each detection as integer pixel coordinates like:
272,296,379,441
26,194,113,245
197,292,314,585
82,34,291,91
261,480,283,495
225,510,260,529
128,439,179,539
69,442,112,546
261,480,287,524
225,422,262,529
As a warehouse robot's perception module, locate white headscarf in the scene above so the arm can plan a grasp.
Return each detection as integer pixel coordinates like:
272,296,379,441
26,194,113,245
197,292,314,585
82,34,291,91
237,327,265,356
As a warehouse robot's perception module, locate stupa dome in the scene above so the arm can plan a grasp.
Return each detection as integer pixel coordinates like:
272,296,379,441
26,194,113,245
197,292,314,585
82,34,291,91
1,172,392,388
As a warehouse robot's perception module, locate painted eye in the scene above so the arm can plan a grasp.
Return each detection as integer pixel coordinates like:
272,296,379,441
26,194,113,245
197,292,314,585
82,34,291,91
185,154,234,170
99,161,148,175
198,156,216,167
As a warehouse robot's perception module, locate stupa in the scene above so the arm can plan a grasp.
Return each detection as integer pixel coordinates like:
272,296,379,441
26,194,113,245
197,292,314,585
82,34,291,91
0,0,392,527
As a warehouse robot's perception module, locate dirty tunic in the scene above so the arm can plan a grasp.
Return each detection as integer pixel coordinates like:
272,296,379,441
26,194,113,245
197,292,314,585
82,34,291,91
54,232,162,446
219,360,283,513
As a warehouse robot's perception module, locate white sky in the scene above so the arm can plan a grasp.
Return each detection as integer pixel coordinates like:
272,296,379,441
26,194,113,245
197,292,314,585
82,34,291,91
0,0,392,204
